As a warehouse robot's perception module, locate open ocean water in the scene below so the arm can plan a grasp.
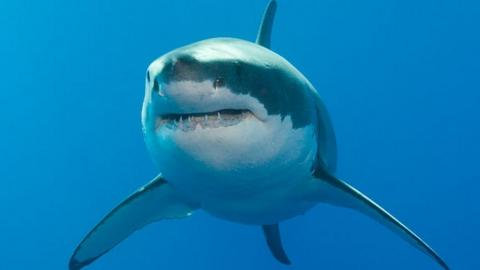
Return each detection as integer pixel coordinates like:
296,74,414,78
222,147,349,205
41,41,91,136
1,0,479,269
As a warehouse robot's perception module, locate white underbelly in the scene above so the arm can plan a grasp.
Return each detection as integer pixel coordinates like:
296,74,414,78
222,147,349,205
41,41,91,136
200,183,317,225
147,116,318,224
162,157,316,225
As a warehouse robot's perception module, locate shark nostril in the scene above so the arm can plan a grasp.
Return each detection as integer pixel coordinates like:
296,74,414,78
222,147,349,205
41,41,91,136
153,79,160,93
146,71,151,82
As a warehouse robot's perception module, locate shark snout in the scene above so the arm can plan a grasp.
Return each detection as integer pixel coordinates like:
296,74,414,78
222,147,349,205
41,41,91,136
148,55,212,98
144,46,269,126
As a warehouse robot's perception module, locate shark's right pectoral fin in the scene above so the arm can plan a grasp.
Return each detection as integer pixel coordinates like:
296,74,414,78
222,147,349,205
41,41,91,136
69,175,196,270
310,170,449,270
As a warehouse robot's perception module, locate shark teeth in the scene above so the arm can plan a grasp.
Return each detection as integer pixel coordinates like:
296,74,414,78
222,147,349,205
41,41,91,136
156,109,253,131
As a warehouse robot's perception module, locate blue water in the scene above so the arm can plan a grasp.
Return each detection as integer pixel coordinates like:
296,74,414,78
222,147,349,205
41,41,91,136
1,0,479,269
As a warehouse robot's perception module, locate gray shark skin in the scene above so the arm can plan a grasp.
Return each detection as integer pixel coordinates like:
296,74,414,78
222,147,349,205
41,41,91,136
69,1,449,269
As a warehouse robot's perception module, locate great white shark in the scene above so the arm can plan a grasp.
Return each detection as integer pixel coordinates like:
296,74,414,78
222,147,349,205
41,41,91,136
69,1,449,269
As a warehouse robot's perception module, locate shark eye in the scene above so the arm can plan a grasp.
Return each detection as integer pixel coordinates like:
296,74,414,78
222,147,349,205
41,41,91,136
213,77,225,89
146,71,151,82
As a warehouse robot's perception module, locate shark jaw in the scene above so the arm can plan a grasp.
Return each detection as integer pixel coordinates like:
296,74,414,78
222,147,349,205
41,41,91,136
156,109,257,132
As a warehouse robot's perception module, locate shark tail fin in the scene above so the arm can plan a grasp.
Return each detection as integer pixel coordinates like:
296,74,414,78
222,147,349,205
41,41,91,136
262,223,291,265
310,170,449,270
256,0,277,48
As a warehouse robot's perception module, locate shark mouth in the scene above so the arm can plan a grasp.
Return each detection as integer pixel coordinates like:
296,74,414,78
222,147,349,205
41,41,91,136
156,109,255,131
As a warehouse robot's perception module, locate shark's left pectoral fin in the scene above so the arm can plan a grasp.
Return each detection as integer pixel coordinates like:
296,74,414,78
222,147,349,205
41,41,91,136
310,170,449,270
69,175,196,270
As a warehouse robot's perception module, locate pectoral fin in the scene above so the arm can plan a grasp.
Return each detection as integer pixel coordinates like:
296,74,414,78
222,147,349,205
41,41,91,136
310,170,449,270
262,224,291,265
69,175,196,270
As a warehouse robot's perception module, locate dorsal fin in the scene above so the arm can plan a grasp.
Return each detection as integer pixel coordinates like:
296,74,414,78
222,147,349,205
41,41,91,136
256,0,278,48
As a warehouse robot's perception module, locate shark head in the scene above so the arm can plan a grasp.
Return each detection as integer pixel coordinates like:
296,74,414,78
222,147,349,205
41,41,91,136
142,38,319,203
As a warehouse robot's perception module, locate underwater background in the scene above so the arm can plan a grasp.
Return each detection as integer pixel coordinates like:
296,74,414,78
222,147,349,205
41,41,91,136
1,0,479,269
